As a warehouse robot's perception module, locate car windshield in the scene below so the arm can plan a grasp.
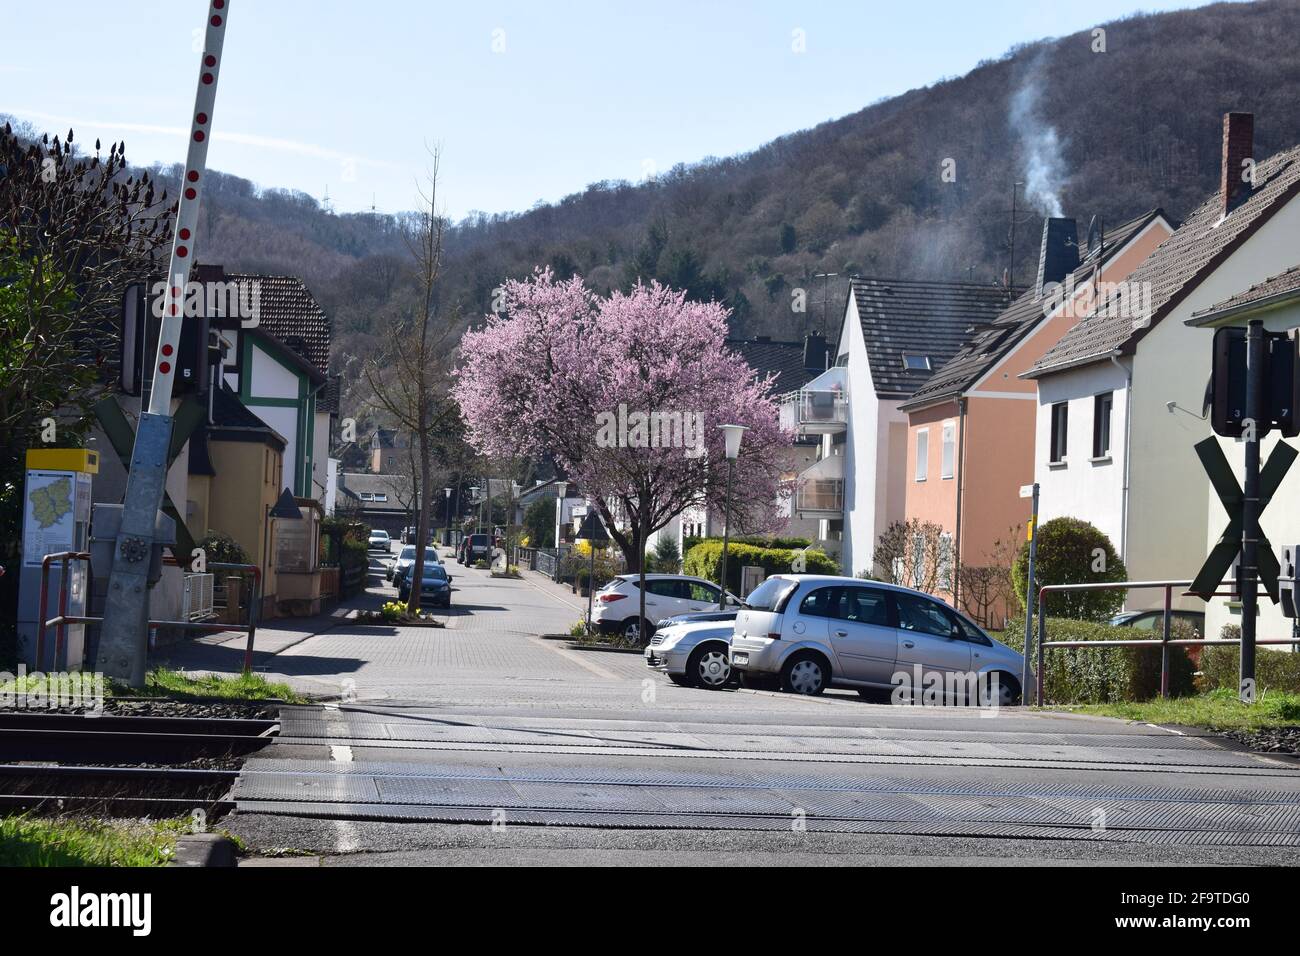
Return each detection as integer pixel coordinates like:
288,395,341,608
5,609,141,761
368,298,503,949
744,577,798,611
422,566,447,580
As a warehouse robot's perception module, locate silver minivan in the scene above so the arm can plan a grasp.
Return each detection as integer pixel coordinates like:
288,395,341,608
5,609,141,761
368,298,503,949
729,575,1024,704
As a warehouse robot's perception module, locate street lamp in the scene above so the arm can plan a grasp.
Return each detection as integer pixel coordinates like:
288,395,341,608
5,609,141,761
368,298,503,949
717,425,747,609
554,480,568,583
443,487,452,548
468,485,480,537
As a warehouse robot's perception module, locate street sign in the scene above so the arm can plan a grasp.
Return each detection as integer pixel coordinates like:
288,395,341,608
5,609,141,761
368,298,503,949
576,510,609,543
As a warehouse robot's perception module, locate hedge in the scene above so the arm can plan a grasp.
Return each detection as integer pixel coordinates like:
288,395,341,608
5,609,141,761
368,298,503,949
681,534,813,557
683,540,839,594
1199,625,1300,693
1007,616,1197,704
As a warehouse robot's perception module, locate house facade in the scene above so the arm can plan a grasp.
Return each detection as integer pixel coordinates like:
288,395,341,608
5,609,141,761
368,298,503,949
1024,113,1300,615
897,211,1173,623
811,278,1017,577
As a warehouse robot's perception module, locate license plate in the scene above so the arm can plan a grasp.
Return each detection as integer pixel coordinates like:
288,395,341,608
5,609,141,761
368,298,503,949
732,653,749,665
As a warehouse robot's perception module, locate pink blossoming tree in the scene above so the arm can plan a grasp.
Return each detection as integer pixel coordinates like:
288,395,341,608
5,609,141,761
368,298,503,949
454,270,791,617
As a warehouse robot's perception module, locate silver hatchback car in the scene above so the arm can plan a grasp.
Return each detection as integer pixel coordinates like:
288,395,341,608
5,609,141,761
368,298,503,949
730,575,1024,705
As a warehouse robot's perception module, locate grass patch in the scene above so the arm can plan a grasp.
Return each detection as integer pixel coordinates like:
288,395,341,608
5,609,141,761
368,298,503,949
0,815,189,867
120,667,305,703
1054,688,1300,731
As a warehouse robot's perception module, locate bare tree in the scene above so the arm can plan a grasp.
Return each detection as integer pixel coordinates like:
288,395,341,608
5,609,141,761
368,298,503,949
361,149,460,612
871,518,950,595
957,528,1020,628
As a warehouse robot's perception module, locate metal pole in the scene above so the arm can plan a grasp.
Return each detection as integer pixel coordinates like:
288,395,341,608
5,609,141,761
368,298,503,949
1160,584,1172,699
1036,592,1046,706
1020,482,1039,701
719,458,735,609
587,545,596,632
1240,319,1263,703
243,565,261,675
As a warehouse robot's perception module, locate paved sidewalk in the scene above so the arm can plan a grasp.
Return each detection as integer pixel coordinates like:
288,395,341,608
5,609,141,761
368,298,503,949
153,548,395,677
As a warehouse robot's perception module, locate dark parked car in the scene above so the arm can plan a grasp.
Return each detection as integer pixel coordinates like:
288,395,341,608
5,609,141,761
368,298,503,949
460,533,490,565
397,563,453,607
1109,609,1205,636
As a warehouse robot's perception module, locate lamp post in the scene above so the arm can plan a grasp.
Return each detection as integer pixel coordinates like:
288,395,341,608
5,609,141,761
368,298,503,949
468,485,480,540
443,487,452,548
718,425,747,609
554,481,568,582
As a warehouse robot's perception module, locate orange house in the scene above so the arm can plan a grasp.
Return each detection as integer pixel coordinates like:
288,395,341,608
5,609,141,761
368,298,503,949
898,210,1174,626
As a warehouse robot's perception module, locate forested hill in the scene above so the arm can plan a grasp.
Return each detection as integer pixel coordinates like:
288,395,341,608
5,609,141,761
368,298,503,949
13,0,1300,415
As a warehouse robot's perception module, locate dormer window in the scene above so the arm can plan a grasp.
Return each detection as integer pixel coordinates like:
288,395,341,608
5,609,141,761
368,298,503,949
902,354,931,371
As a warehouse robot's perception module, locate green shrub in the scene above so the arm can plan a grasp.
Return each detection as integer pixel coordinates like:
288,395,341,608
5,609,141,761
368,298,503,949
683,540,838,594
1011,517,1127,621
649,536,682,573
1198,625,1300,693
198,530,250,565
682,534,812,557
1009,616,1197,703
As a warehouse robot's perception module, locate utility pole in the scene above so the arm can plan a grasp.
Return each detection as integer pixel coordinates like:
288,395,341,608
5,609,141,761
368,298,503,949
1020,482,1039,702
98,1,230,686
1008,181,1023,291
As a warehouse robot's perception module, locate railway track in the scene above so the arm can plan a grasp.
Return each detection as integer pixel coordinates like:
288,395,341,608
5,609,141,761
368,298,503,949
0,709,278,816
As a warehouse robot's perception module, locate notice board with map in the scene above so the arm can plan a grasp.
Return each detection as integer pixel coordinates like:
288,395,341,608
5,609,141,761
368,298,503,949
23,469,92,568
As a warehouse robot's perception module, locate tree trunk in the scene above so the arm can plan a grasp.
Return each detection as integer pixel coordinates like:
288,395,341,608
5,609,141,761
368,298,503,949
408,406,433,614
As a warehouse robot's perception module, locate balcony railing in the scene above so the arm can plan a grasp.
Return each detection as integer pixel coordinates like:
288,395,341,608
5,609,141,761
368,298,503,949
796,478,844,514
780,389,847,435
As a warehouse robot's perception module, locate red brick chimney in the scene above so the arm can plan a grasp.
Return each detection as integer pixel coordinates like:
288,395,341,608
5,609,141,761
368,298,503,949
1221,112,1255,216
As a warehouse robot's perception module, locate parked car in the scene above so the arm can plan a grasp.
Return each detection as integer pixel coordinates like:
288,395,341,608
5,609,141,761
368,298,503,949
645,610,739,689
1109,609,1205,636
729,574,1023,704
397,563,453,607
390,545,441,585
367,529,391,551
461,533,491,565
591,574,741,643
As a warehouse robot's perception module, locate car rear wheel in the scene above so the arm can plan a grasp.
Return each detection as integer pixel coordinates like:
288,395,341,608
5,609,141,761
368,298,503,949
688,644,732,690
979,672,1020,707
622,617,649,644
781,654,829,695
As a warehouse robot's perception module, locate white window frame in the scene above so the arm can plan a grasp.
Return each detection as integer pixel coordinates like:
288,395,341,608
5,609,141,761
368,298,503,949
915,428,929,482
941,421,956,479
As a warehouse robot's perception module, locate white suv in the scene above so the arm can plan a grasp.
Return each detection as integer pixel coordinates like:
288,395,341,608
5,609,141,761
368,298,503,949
592,574,740,642
367,529,391,551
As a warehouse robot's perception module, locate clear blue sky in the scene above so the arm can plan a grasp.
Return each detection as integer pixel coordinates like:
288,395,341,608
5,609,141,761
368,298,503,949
2,0,1225,220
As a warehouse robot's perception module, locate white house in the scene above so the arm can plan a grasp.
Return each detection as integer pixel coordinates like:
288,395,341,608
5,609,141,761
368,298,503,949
813,277,1016,576
211,268,336,501
1185,264,1300,644
1024,113,1300,615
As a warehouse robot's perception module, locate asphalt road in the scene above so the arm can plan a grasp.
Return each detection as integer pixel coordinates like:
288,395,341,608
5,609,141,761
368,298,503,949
221,545,1300,865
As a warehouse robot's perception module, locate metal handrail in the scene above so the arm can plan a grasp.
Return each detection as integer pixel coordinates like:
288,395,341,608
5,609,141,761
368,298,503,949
1032,578,1300,705
37,555,263,675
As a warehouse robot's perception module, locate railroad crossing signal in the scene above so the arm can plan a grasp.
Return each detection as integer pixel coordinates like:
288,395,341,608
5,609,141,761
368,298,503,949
1189,435,1296,601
